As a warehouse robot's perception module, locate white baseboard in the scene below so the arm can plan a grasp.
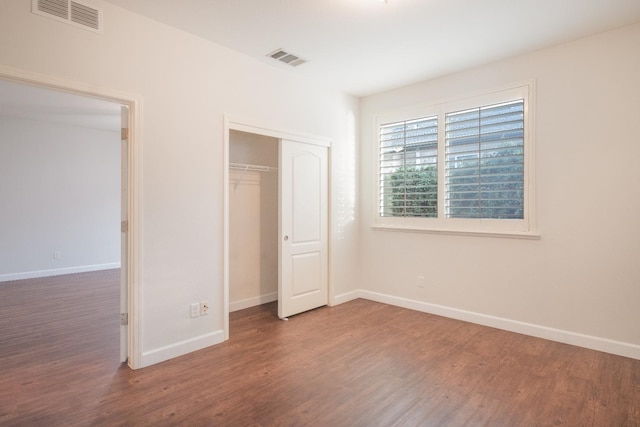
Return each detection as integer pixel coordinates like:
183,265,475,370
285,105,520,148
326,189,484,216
332,290,362,306
229,292,278,312
140,330,225,368
0,262,121,283
359,290,640,360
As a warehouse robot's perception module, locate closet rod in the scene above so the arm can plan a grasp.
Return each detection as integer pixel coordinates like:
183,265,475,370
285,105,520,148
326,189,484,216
229,162,278,173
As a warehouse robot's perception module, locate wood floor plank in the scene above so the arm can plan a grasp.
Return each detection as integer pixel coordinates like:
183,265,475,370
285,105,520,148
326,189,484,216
1,273,639,426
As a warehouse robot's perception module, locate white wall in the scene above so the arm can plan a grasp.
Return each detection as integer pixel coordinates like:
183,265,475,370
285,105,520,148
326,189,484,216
359,23,640,355
0,116,120,281
229,131,278,310
0,0,359,366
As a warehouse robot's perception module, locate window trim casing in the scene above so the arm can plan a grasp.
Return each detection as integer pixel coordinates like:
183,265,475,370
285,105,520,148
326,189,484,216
373,82,538,238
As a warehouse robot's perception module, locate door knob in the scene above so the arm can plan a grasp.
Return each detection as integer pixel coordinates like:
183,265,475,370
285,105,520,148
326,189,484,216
284,235,289,241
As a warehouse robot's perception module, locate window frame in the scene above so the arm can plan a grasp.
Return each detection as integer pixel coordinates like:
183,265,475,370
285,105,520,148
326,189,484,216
373,82,538,238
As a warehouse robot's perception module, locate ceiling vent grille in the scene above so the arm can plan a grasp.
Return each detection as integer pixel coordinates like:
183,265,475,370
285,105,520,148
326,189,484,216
36,0,68,19
267,49,307,67
32,0,102,33
70,1,100,30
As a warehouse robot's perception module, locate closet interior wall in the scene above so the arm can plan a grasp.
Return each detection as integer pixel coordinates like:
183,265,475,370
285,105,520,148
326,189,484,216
228,130,279,311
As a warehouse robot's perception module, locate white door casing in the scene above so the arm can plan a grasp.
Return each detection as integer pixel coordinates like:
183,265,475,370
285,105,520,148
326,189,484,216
279,139,328,319
120,105,129,363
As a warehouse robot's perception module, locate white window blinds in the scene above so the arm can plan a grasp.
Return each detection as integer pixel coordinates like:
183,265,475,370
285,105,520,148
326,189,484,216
375,84,534,235
379,116,438,217
445,100,524,219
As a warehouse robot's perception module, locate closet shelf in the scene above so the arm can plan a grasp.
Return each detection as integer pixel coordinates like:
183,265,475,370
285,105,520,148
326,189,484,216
229,162,278,173
230,162,278,190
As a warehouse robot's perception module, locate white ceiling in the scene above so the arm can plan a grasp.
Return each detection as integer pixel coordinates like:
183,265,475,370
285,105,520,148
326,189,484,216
3,1,639,127
102,0,640,96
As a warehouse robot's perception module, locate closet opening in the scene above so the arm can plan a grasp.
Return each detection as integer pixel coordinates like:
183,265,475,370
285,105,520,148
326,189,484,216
228,130,279,316
224,119,331,339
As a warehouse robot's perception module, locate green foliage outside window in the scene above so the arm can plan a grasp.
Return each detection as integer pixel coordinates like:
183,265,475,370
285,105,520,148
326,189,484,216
387,166,437,217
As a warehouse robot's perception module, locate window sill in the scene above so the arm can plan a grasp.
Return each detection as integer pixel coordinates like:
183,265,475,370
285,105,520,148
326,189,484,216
372,224,540,240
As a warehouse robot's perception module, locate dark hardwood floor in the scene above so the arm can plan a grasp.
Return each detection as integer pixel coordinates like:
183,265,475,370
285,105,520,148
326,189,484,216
1,270,639,426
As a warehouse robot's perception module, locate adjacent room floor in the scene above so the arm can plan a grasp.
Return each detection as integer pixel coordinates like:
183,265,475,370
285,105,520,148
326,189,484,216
1,271,638,426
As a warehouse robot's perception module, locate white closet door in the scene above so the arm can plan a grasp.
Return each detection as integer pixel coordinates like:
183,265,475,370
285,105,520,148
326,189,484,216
279,139,328,319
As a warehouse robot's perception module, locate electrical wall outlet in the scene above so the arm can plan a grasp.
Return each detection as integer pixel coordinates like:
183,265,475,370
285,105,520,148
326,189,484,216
54,251,61,260
190,303,199,318
417,276,425,288
200,301,209,316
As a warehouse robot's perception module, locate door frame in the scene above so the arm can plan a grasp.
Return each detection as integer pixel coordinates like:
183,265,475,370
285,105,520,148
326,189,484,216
0,65,143,369
223,115,332,340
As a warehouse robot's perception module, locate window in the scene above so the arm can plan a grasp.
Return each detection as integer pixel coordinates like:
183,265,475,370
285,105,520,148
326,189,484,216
445,100,524,219
375,84,535,236
379,116,438,218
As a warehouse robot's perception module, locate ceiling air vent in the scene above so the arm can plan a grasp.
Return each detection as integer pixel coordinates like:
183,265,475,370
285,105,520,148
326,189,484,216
35,0,68,19
70,1,100,30
32,0,102,33
267,49,307,67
